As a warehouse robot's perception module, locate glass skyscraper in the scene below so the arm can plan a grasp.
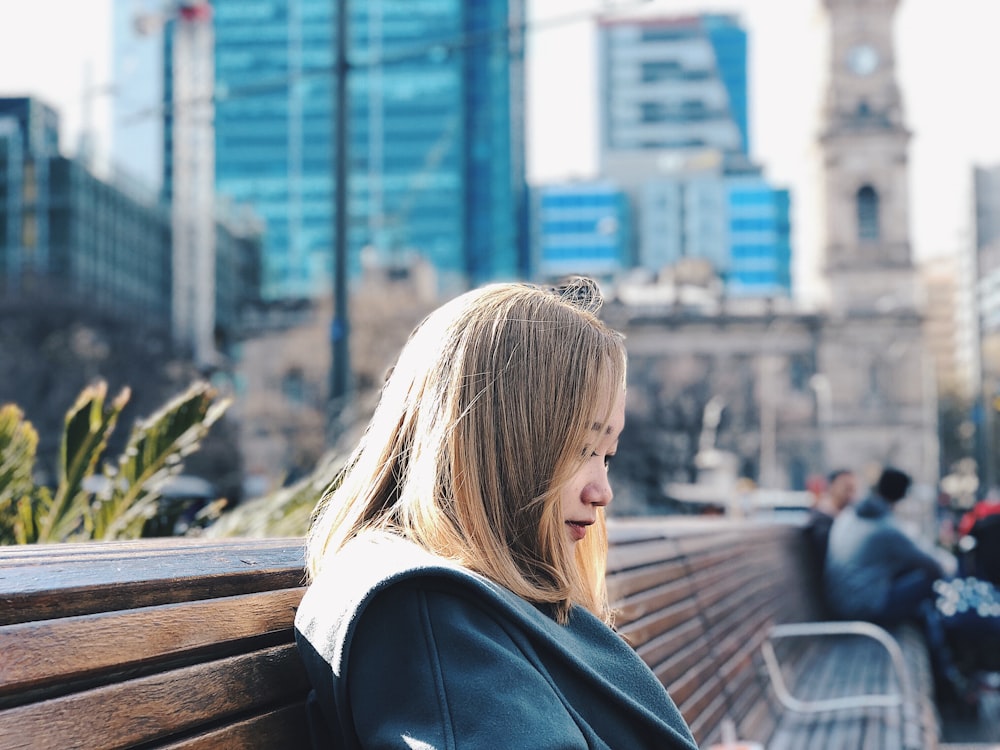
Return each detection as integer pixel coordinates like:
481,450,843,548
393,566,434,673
598,14,748,158
206,0,526,300
534,182,631,280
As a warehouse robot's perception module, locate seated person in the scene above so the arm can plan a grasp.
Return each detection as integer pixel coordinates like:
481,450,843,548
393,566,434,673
294,280,699,749
804,469,856,578
824,467,941,625
958,497,1000,585
825,467,1000,704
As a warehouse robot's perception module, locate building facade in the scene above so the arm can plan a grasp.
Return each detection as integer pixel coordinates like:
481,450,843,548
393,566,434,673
0,96,260,352
595,14,790,298
533,182,631,280
975,166,1000,345
206,0,334,301
921,255,977,401
351,0,527,291
1,97,170,328
972,165,1000,489
726,177,791,297
638,161,791,296
203,0,527,300
816,0,937,484
597,0,940,502
598,14,747,158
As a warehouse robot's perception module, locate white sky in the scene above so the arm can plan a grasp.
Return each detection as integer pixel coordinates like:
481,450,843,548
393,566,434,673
2,0,1000,300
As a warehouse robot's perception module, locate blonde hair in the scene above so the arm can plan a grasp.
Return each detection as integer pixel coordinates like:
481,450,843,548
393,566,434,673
305,279,627,624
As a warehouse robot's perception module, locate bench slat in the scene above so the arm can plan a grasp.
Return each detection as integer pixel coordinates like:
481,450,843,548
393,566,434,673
0,644,308,750
0,588,304,703
157,702,310,749
0,539,304,627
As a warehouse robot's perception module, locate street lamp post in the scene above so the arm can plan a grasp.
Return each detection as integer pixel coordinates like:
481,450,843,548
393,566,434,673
810,372,832,469
329,0,351,428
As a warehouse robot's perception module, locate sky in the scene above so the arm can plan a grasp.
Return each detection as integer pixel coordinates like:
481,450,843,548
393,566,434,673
2,0,1000,300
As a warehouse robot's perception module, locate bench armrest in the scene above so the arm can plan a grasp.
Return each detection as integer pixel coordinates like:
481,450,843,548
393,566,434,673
761,621,910,714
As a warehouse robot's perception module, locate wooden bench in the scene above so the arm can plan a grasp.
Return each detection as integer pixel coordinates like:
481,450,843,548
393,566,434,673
0,519,939,749
0,538,310,749
607,518,940,749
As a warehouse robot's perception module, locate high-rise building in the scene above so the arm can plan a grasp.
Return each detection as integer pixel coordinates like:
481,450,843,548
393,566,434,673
533,182,631,280
1,96,170,327
1,95,260,350
921,255,977,401
975,166,1000,337
973,165,1000,487
598,14,748,159
352,1,528,292
202,0,526,300
726,177,790,297
595,14,790,297
204,0,334,301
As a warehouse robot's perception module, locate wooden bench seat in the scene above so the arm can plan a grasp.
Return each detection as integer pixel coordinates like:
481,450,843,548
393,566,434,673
0,519,940,749
763,622,937,750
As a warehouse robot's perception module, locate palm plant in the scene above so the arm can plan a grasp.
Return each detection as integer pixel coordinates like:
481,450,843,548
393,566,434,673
0,380,228,544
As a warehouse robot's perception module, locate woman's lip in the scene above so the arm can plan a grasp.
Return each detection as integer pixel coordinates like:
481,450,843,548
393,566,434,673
566,521,591,542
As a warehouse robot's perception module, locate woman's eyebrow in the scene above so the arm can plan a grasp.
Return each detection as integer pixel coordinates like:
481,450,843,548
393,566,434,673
590,422,614,435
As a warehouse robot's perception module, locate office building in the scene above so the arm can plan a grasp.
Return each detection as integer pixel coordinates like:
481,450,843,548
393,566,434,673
632,156,791,296
975,166,1000,337
533,182,630,280
726,176,790,297
598,14,748,161
203,0,527,300
1,97,171,327
1,96,260,350
921,255,977,400
351,1,527,291
595,14,790,297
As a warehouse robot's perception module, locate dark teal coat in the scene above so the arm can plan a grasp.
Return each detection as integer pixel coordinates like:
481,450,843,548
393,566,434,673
294,533,698,750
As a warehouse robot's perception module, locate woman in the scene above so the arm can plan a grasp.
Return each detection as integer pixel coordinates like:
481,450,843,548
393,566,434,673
295,279,697,749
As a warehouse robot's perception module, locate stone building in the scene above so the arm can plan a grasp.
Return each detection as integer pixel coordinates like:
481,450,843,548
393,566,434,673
816,0,937,485
604,0,938,505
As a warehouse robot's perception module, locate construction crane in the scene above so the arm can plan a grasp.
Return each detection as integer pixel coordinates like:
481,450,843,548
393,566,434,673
134,1,216,367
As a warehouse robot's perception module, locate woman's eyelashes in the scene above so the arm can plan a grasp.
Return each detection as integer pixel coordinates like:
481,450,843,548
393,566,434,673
590,450,615,469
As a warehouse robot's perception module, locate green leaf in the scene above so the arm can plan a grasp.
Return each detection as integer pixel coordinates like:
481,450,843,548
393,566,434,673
0,404,40,544
97,381,229,540
37,382,130,543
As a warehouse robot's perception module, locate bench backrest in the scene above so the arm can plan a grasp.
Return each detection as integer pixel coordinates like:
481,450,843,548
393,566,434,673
607,519,818,746
0,520,817,749
0,538,310,750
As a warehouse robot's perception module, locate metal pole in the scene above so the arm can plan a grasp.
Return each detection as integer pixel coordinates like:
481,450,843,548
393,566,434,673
330,0,351,423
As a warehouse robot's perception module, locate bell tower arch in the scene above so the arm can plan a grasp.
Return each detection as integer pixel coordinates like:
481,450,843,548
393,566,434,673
816,0,938,484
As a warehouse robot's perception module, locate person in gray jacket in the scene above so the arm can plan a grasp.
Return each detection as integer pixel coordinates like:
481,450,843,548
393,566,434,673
824,467,943,624
295,279,698,749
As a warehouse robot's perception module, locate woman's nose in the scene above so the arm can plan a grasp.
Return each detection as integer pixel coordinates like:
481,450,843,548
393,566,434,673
582,477,613,507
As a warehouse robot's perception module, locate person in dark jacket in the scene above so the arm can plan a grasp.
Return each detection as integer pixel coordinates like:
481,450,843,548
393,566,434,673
295,279,698,750
804,470,856,575
802,468,856,616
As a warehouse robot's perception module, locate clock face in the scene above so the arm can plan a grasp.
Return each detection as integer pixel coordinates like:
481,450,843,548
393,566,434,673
847,44,879,76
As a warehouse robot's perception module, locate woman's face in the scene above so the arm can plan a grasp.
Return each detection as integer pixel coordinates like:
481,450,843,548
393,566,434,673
560,387,626,545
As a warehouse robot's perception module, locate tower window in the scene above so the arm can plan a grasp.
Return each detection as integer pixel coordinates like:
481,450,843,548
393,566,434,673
856,185,880,241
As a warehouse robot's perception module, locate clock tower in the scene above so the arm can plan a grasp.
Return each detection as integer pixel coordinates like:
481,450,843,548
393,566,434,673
821,0,916,312
817,0,938,484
